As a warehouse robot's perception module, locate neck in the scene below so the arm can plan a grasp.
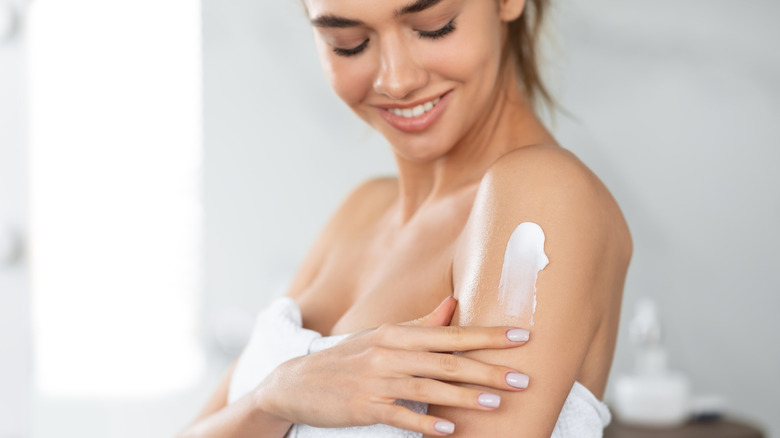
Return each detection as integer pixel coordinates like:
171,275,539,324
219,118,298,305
392,66,556,224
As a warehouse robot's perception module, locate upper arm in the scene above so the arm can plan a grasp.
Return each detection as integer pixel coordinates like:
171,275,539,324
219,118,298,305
426,147,630,437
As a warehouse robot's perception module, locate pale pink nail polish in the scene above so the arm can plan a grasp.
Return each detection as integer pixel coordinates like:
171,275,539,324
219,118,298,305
478,393,501,408
507,328,530,342
506,372,530,388
434,420,455,434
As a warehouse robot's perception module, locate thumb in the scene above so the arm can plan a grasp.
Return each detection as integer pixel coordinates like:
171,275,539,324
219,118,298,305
401,296,457,327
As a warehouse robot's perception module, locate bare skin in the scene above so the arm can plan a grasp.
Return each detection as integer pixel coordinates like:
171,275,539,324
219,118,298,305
180,0,632,436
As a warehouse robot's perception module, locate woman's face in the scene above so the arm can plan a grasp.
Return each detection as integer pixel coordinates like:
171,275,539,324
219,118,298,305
304,0,525,162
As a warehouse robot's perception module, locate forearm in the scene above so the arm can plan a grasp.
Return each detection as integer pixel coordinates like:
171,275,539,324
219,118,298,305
177,390,292,438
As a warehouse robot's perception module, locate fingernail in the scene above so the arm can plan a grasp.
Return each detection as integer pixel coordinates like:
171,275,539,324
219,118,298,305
506,372,530,388
477,392,501,408
434,420,455,434
507,328,530,342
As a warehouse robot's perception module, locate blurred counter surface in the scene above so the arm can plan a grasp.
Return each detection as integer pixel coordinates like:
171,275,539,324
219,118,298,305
605,417,764,438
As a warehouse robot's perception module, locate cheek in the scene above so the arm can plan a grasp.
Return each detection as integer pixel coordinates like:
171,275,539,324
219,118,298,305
421,17,503,91
454,40,492,75
314,36,374,108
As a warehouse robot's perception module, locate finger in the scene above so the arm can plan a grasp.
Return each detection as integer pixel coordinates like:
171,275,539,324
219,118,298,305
343,296,455,343
390,377,502,411
393,350,529,392
421,296,457,327
401,296,457,327
349,296,454,344
373,323,530,352
345,297,457,344
375,404,456,436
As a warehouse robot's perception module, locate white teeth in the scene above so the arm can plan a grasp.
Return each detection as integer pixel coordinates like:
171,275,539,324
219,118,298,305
388,95,442,118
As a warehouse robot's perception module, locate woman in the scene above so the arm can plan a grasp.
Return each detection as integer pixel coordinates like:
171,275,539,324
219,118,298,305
180,0,632,436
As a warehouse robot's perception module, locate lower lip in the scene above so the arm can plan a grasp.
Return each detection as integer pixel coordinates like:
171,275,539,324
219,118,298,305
377,91,452,133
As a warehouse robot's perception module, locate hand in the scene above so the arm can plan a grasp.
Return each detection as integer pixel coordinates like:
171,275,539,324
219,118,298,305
256,296,532,436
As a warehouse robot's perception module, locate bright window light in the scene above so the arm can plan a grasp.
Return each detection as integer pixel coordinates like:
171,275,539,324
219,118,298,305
29,0,204,397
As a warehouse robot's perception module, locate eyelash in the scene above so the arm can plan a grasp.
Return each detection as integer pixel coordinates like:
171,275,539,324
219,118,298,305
332,19,457,58
418,19,457,40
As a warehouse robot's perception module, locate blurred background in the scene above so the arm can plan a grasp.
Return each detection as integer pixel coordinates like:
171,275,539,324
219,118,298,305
0,0,778,437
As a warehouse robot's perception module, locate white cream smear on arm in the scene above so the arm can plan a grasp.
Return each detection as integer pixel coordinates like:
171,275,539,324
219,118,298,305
498,222,549,326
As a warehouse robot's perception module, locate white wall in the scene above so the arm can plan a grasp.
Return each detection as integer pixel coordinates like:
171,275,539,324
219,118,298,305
0,0,30,436
202,0,780,436
23,1,215,437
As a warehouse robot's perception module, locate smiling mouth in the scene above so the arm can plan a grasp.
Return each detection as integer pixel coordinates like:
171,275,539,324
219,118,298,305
377,90,453,134
386,96,442,118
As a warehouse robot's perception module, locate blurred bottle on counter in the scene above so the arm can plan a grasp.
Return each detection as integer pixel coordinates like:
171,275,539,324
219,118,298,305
613,297,692,427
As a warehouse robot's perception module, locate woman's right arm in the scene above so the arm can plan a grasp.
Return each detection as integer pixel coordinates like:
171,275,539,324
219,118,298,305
177,366,292,438
179,297,533,437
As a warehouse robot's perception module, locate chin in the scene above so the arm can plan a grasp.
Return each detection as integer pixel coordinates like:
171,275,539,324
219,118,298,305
359,106,460,163
387,136,454,163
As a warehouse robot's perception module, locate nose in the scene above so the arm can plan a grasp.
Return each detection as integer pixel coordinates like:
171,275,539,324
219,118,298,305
373,34,429,101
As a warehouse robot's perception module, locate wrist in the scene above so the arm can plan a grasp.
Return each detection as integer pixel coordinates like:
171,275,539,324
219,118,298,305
251,378,289,425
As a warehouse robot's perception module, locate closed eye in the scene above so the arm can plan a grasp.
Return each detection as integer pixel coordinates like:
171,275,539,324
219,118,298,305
417,18,457,40
332,39,370,57
331,18,457,58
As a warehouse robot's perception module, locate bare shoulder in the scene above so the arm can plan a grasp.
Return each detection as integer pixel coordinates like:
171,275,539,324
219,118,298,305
347,176,399,207
489,145,615,209
474,144,632,263
285,176,398,301
329,176,399,236
453,143,633,319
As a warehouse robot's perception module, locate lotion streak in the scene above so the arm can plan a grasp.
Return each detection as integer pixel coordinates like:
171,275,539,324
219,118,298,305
497,222,550,326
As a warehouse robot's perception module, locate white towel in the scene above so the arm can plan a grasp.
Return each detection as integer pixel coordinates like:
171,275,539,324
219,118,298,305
227,297,322,404
551,381,612,438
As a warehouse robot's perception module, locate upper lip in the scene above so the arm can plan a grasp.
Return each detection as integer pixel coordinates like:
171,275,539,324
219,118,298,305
373,90,451,110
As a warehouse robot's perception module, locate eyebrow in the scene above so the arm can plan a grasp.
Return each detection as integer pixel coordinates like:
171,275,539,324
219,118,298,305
310,0,444,28
310,15,364,28
395,0,444,17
